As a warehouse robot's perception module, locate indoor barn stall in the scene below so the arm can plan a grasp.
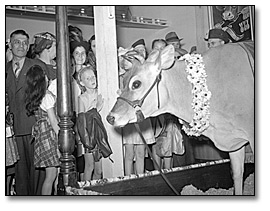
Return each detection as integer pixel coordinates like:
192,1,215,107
5,5,254,196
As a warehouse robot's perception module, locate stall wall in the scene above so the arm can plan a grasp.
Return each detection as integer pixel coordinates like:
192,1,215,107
5,6,210,176
117,6,198,52
6,6,210,53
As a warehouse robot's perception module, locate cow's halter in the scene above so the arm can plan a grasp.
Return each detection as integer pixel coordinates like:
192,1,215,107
117,71,162,122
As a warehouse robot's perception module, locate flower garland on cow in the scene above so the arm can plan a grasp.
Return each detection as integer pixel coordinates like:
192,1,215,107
179,54,212,137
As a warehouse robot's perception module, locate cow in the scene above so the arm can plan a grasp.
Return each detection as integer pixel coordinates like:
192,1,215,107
107,43,254,195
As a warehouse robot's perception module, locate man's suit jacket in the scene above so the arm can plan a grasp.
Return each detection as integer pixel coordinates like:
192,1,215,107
6,57,48,136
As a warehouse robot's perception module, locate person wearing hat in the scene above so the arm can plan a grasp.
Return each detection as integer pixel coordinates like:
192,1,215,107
131,38,147,59
205,28,230,49
165,31,188,56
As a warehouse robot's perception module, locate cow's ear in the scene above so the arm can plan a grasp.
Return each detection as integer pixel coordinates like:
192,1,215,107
160,45,175,70
146,49,160,63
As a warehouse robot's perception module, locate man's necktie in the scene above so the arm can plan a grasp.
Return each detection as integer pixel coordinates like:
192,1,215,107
14,62,20,77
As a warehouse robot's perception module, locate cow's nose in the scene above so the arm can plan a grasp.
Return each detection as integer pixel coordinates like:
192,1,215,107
106,114,115,125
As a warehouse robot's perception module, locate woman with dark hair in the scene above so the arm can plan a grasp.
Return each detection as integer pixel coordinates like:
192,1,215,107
25,65,60,195
69,27,90,181
70,39,90,113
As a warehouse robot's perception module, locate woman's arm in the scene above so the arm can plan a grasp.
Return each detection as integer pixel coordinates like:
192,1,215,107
47,107,60,135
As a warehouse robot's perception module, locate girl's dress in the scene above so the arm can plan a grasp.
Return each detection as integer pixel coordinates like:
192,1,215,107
32,91,60,168
6,126,20,168
122,119,155,145
153,114,185,157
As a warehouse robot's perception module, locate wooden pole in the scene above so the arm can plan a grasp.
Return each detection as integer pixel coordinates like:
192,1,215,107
55,6,77,195
94,6,124,178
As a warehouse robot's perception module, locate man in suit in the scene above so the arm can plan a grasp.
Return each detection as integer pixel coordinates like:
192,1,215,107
6,29,48,195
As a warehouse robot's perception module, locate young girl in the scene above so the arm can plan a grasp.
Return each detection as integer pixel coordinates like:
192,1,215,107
77,66,112,181
152,114,185,170
25,65,60,195
118,46,155,176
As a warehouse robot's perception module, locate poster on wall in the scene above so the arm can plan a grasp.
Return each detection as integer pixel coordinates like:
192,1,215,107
208,6,254,43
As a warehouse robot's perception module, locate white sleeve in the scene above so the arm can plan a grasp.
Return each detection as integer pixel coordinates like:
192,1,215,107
48,79,57,96
40,92,55,111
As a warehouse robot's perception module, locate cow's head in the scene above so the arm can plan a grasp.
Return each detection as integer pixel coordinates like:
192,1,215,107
107,45,175,127
216,6,238,21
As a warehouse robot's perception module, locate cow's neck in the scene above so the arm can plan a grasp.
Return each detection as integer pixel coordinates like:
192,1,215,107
160,60,194,123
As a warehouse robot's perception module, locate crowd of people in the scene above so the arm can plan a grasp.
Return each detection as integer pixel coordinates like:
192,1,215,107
6,25,230,195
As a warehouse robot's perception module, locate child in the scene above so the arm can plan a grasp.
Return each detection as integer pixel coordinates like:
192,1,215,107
77,66,112,181
152,114,185,170
6,92,20,195
70,39,89,181
25,65,60,195
118,47,155,175
122,119,155,175
151,39,167,51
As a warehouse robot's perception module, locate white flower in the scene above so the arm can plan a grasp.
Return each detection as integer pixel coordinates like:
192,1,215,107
182,53,211,136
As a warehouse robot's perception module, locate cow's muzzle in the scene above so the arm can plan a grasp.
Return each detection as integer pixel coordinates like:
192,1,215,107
107,72,162,125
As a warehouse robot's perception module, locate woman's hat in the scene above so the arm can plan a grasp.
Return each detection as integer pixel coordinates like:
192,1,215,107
70,40,90,54
34,32,56,54
165,32,183,42
204,28,230,44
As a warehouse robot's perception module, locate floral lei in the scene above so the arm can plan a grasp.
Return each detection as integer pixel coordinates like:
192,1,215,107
179,53,211,136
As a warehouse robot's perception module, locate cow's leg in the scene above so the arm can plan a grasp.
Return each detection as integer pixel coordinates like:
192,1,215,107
229,146,245,195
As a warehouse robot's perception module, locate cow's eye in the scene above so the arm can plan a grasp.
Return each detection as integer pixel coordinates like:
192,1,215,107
132,80,141,90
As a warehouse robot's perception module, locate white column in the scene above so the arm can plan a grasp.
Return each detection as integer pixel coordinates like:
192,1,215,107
94,6,124,178
195,6,209,53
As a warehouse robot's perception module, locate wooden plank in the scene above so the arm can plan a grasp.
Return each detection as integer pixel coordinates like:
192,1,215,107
79,161,254,195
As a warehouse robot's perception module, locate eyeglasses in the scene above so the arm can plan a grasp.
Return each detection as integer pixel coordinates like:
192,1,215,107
12,39,29,47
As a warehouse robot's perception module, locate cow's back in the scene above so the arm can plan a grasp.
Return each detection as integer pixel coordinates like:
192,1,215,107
201,43,254,151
